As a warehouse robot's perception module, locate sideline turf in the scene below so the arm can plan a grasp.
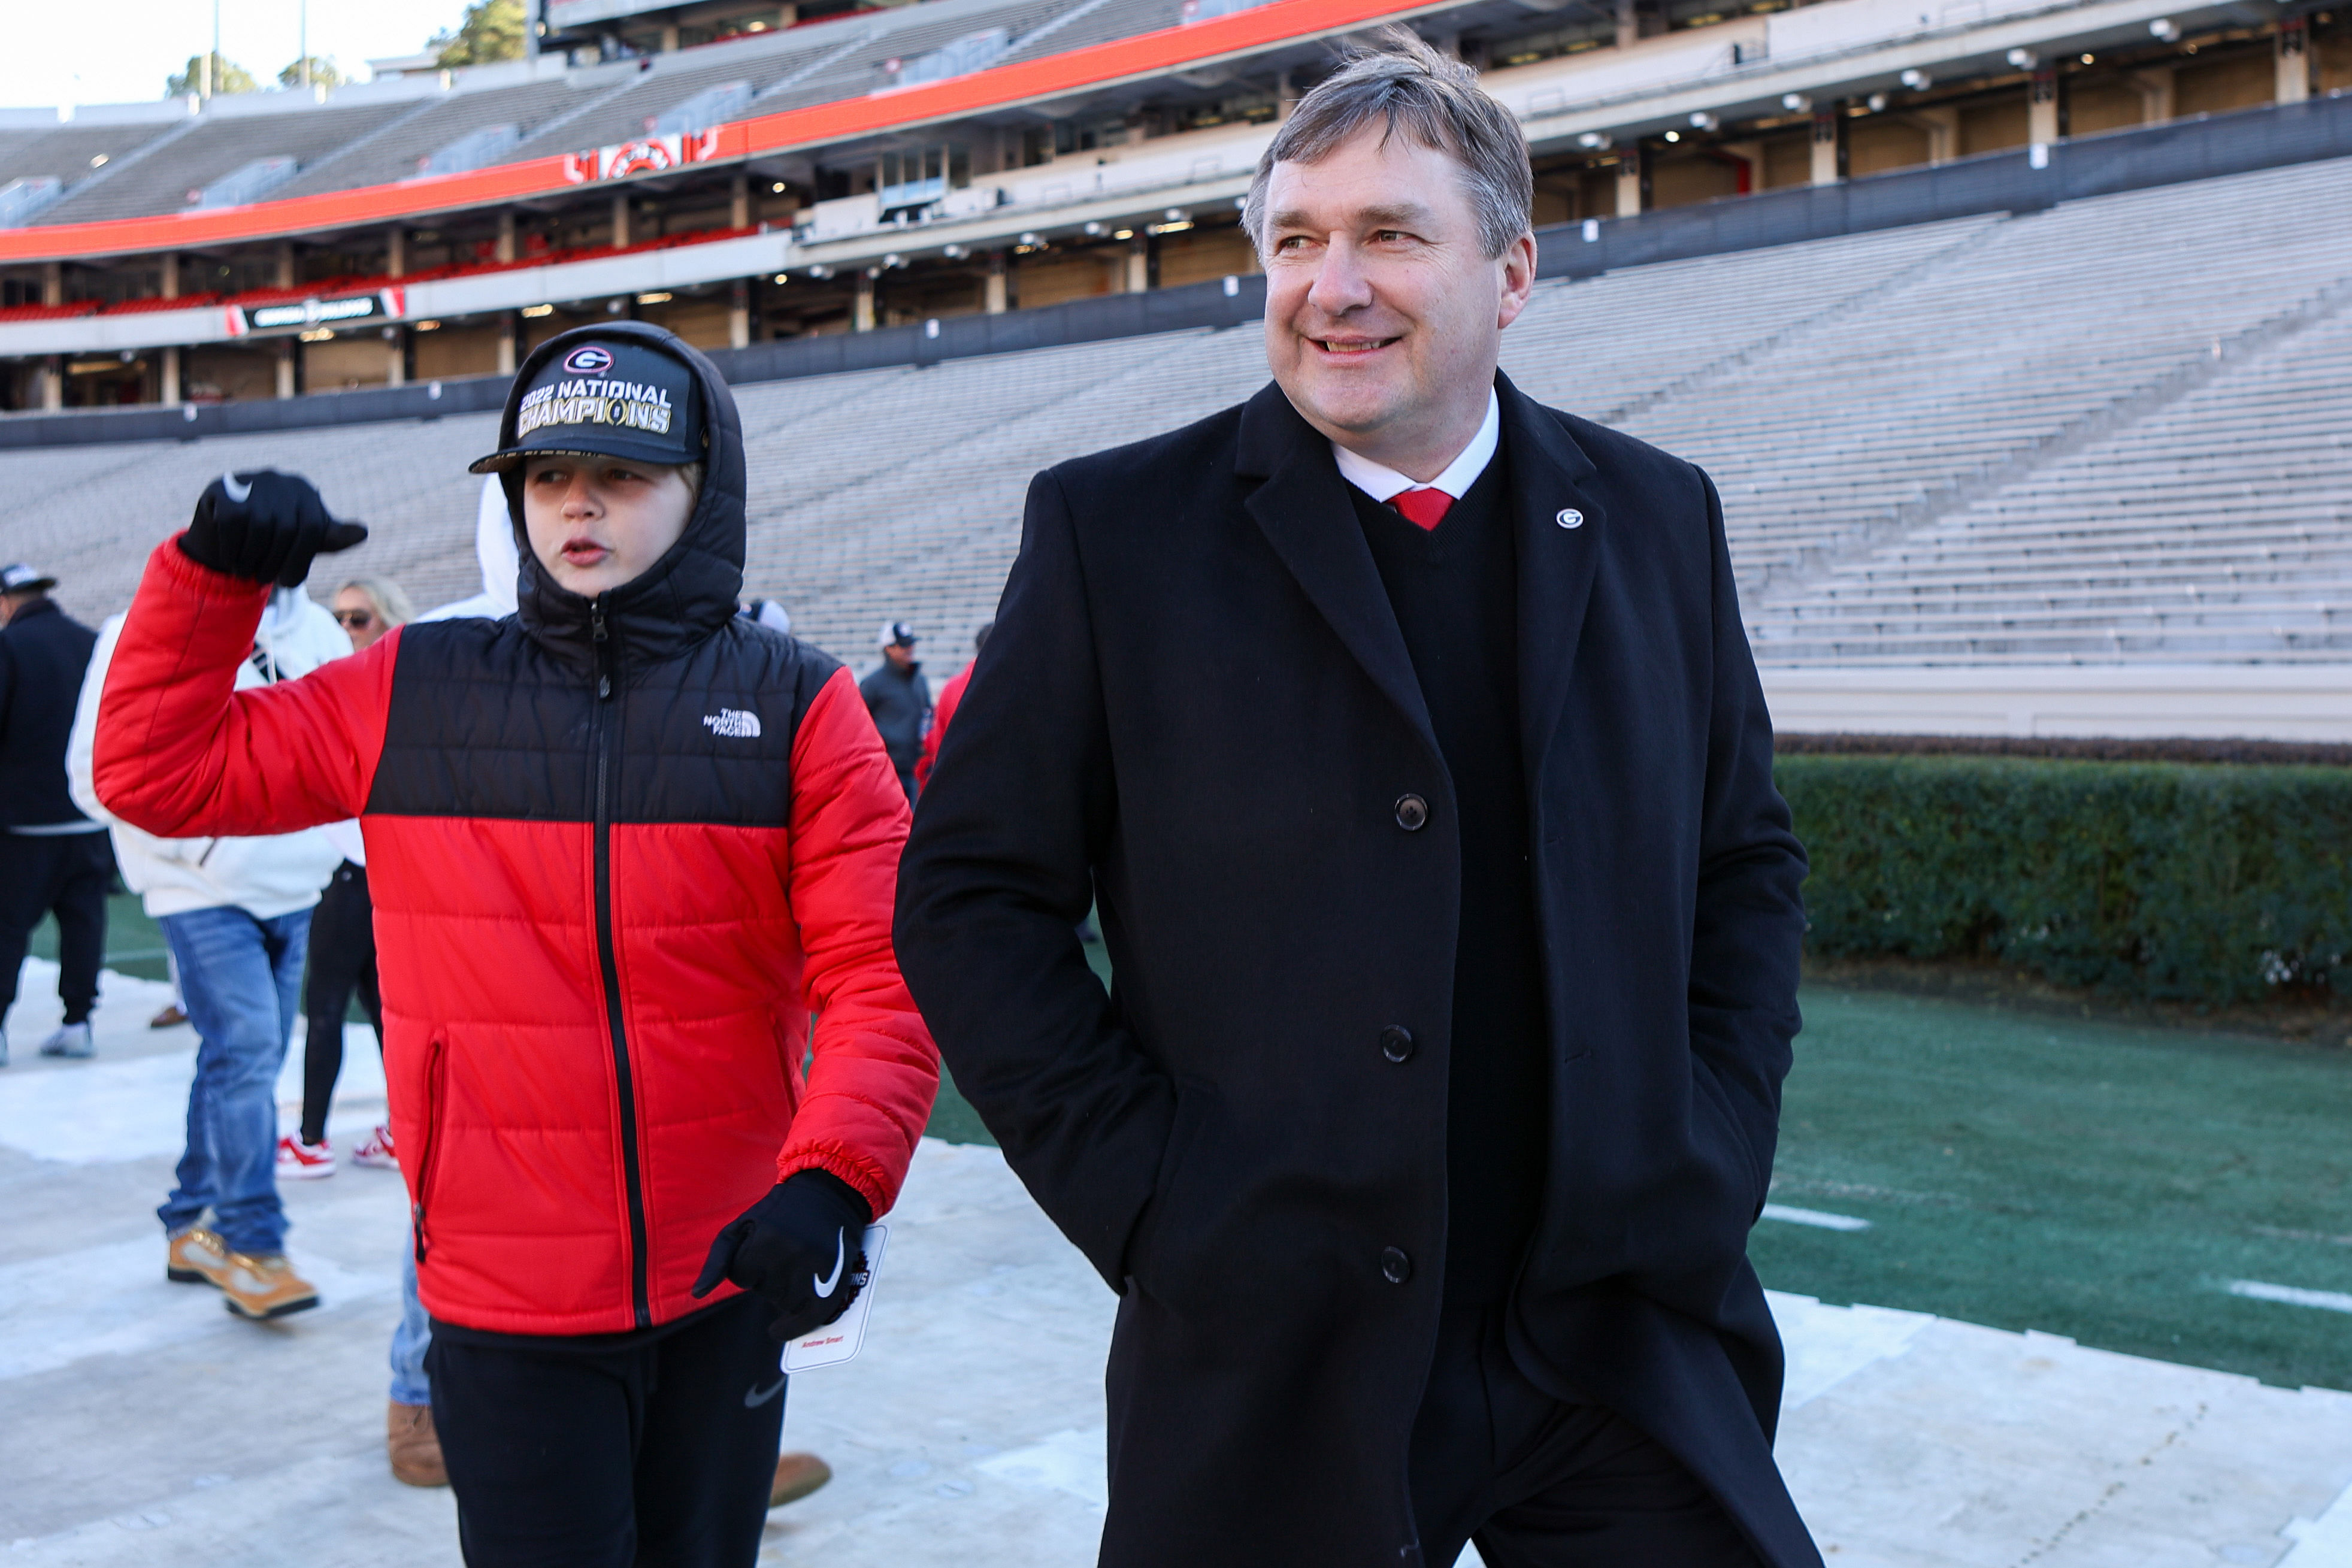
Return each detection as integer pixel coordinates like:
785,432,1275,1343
1757,986,2352,1394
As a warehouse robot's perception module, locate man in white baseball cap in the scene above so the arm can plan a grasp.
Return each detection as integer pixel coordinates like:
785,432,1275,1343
859,620,930,801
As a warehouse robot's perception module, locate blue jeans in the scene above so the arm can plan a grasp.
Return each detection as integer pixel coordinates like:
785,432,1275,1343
156,905,313,1256
392,1232,432,1406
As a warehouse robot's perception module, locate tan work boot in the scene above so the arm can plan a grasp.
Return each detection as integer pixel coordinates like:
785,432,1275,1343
218,1251,320,1320
167,1226,231,1288
770,1452,833,1508
388,1401,449,1488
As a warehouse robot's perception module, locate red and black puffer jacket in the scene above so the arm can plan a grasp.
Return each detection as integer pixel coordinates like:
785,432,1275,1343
95,323,938,1336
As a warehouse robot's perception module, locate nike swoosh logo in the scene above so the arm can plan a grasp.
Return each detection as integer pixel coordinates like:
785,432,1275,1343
813,1232,845,1299
222,473,252,503
743,1375,787,1408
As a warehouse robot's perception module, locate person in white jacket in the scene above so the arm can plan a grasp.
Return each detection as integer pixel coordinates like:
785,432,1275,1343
69,585,349,1322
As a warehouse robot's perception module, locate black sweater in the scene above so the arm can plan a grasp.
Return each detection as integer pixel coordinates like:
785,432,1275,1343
0,597,99,828
1348,449,1549,1304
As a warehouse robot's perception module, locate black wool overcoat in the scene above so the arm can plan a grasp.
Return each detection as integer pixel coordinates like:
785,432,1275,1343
895,373,1817,1568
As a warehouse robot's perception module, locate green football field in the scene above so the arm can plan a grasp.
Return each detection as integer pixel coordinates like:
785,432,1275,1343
36,901,2350,1391
929,979,2352,1395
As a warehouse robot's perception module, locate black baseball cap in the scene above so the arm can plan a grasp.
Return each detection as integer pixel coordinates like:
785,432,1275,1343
469,335,705,474
2,563,57,594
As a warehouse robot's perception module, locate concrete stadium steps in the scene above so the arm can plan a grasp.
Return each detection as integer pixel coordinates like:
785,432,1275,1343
1745,246,2352,663
0,416,499,620
269,81,595,202
7,155,2351,673
1633,158,2352,603
0,123,190,207
34,102,425,228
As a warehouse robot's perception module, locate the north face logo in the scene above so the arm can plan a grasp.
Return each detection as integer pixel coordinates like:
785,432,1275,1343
703,709,761,739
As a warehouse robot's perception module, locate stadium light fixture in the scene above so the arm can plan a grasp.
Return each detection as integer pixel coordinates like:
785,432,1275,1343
1019,232,1042,246
1163,208,1187,223
770,181,788,194
2006,47,2038,68
2080,53,2093,63
520,304,554,317
1899,68,1931,89
415,320,441,331
1083,221,1106,235
1781,93,1809,112
1689,111,1717,131
1112,229,1134,240
1577,130,1612,149
636,291,672,304
773,272,789,283
806,265,833,279
942,244,967,259
1663,129,1681,142
883,253,906,268
1866,92,1888,112
1232,196,1247,210
2148,17,2178,40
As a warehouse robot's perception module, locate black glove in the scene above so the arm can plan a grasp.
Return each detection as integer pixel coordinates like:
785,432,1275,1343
692,1169,874,1343
179,470,368,588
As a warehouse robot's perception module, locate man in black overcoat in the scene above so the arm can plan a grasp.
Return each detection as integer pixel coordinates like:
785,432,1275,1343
896,32,1816,1568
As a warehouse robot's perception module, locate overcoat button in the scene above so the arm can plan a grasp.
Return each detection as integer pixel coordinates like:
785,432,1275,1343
1381,1246,1413,1285
1379,1026,1415,1063
1394,794,1428,831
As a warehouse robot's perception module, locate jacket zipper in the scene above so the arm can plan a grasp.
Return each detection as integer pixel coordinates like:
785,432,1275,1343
592,598,655,1330
410,1036,447,1264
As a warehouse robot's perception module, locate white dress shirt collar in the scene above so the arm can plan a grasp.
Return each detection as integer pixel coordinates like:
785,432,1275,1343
1330,389,1500,504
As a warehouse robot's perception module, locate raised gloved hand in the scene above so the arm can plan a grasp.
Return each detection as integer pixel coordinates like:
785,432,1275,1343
179,470,368,588
692,1169,873,1343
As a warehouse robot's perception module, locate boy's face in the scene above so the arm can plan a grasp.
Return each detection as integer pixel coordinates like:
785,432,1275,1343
520,454,695,598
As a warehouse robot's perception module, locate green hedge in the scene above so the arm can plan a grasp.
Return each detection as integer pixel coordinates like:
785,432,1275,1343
1776,755,2352,1005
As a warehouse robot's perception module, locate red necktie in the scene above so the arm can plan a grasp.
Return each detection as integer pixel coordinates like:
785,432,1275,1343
1392,488,1453,531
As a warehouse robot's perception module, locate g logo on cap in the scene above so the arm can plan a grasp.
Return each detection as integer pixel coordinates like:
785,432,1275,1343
563,345,615,375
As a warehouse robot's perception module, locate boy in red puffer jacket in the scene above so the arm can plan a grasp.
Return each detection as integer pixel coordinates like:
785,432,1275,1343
93,322,937,1567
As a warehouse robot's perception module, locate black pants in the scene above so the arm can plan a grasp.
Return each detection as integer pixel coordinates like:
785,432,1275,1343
0,830,112,1027
427,1292,788,1568
1409,1301,1764,1568
298,861,380,1146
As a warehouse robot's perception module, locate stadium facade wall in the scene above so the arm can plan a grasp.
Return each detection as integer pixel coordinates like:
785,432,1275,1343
7,91,2347,452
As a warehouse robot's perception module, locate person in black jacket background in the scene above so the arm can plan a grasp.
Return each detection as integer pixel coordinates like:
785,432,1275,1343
897,34,1813,1568
859,621,931,801
0,563,112,1068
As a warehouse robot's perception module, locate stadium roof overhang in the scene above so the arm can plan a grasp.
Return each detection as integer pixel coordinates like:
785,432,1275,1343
0,0,1467,266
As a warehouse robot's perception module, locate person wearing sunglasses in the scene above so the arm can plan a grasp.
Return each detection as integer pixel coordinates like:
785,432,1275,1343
330,578,412,653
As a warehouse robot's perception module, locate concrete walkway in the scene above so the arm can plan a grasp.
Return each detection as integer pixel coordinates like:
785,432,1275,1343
4,959,2351,1567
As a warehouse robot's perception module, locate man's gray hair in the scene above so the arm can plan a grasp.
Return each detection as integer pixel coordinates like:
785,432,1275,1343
1245,29,1534,261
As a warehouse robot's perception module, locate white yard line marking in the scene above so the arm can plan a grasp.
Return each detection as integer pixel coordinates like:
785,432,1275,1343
1762,1203,1873,1232
2227,1280,2352,1315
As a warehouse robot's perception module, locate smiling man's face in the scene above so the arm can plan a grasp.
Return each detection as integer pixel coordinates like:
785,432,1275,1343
1260,125,1535,481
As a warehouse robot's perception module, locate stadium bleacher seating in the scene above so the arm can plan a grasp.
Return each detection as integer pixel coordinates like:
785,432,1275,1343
36,101,426,227
4,156,2347,674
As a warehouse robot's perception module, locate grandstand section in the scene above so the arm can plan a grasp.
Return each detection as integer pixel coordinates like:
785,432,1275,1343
4,153,2345,743
2,0,2345,413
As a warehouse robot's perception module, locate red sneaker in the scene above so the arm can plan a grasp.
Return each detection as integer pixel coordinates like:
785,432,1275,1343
276,1135,335,1179
352,1124,398,1171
